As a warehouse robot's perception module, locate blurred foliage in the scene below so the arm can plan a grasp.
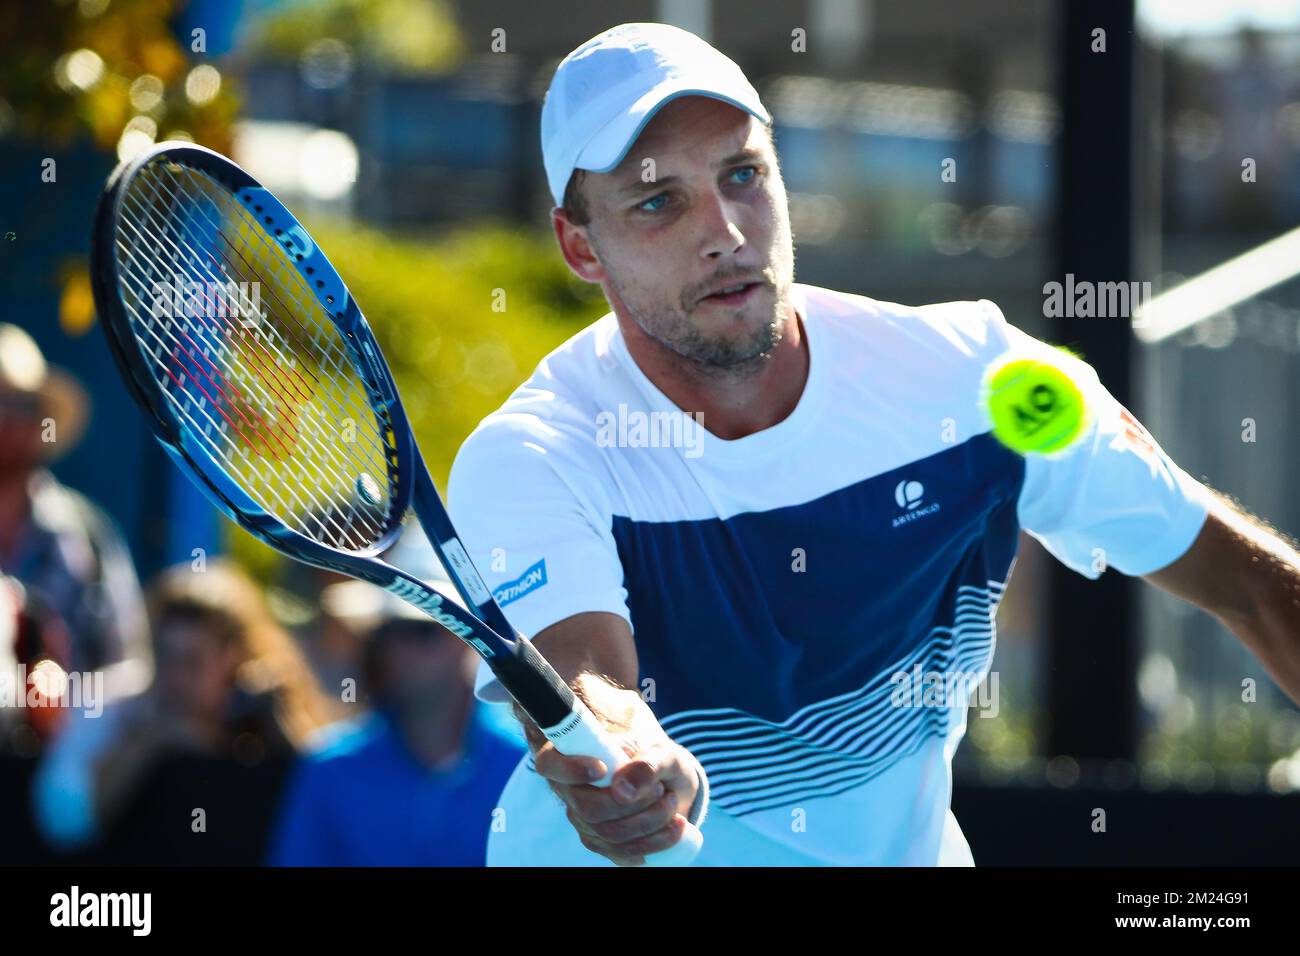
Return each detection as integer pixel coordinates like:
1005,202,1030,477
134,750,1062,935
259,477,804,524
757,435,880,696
968,679,1300,789
1144,701,1300,777
247,0,463,74
307,219,605,487
0,0,237,153
966,701,1038,765
227,220,606,573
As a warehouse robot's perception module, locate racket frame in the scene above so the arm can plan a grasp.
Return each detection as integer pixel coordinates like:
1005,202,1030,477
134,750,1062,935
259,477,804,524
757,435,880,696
92,142,568,724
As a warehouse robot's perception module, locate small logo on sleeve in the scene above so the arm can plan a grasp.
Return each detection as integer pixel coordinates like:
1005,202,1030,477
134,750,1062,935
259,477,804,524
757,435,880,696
492,559,548,606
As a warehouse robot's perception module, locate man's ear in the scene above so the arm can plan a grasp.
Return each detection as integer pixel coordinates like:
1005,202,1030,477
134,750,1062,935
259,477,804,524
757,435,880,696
552,208,605,284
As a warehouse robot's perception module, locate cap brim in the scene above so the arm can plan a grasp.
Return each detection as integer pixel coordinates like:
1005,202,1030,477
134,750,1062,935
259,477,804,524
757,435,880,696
576,82,771,176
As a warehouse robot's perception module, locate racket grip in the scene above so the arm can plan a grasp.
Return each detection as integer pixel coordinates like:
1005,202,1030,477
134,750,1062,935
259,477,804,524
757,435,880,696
541,700,703,867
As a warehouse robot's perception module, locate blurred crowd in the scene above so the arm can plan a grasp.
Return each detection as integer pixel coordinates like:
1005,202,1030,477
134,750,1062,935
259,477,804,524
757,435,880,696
0,324,524,866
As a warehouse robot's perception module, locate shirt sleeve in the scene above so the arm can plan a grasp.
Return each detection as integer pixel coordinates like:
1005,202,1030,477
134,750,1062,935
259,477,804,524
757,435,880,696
447,419,631,703
980,300,1212,579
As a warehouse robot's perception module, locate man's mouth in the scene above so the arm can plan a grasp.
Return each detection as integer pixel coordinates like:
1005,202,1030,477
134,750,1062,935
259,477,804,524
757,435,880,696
698,281,762,306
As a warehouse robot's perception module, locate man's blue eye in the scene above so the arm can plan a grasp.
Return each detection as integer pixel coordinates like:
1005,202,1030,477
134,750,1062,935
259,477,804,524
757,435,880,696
638,193,669,212
732,166,757,184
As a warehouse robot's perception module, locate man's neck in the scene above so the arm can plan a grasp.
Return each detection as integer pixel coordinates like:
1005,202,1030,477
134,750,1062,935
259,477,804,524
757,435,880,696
619,305,809,441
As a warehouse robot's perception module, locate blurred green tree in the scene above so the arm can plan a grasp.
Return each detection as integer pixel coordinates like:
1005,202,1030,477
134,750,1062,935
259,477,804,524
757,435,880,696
303,218,604,488
247,0,464,74
0,0,240,349
0,0,238,153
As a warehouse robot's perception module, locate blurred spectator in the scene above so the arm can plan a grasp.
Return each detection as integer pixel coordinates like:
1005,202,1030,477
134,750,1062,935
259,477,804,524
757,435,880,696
268,538,524,866
0,574,74,752
0,324,148,678
272,561,366,699
31,559,337,853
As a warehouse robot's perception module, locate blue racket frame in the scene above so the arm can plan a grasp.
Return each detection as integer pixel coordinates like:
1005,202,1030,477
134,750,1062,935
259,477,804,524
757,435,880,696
92,142,572,725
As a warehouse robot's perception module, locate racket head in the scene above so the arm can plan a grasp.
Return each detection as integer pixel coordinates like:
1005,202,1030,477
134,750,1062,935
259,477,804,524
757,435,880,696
91,141,414,569
90,142,592,735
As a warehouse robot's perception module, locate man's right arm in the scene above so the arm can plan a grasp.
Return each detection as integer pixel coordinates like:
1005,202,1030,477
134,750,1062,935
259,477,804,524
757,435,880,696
447,423,705,864
510,611,704,866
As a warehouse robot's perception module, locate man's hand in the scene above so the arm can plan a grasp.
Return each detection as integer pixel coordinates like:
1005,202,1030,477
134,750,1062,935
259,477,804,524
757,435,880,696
517,674,701,866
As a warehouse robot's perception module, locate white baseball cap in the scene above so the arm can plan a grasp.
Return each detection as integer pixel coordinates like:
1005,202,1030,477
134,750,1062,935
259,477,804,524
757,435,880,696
541,22,771,207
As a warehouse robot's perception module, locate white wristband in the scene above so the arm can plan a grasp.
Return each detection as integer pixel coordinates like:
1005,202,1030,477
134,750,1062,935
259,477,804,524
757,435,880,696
684,751,709,828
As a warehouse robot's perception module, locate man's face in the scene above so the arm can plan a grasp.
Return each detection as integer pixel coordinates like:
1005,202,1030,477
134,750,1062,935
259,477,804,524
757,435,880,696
375,619,475,709
559,96,796,374
153,619,239,721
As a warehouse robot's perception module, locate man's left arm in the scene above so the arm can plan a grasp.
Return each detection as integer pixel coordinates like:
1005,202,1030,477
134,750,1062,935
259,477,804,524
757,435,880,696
1143,490,1300,705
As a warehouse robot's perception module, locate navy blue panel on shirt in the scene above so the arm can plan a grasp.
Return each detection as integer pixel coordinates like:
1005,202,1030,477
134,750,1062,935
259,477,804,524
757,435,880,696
611,434,1025,815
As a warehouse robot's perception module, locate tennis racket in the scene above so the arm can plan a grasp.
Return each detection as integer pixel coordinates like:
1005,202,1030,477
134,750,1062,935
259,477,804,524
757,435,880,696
89,141,702,866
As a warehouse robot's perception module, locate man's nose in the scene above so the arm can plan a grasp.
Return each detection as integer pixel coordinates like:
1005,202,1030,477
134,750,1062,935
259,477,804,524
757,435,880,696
696,193,746,260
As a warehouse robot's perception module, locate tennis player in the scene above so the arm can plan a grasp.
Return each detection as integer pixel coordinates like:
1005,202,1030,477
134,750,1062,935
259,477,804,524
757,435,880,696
447,22,1300,866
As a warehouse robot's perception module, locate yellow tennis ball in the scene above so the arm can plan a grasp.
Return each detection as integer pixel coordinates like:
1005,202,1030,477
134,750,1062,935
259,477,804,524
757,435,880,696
982,352,1090,455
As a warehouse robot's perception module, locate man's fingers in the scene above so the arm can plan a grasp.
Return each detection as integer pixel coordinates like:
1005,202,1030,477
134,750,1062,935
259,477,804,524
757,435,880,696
620,814,687,861
519,683,700,867
608,746,685,804
568,780,665,824
578,833,643,867
579,814,688,867
533,742,608,786
585,791,678,844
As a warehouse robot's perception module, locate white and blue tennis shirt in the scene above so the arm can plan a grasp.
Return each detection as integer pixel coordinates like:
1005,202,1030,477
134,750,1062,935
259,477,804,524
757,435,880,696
446,284,1211,866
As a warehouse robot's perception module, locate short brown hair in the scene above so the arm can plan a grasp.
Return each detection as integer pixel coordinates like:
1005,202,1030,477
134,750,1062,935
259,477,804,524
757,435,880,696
561,169,590,226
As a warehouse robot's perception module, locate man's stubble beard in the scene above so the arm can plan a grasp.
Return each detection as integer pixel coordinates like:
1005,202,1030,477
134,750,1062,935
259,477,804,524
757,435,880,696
607,259,797,383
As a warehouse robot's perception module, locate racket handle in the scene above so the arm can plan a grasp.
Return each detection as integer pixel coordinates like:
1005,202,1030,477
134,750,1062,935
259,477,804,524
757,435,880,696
541,700,703,867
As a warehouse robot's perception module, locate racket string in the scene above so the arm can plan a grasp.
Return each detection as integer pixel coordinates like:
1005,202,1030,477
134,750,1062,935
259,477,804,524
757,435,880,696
126,165,380,436
122,172,384,463
113,207,370,483
115,215,382,496
114,197,384,551
150,168,394,474
113,161,398,551
115,268,372,551
164,169,376,412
